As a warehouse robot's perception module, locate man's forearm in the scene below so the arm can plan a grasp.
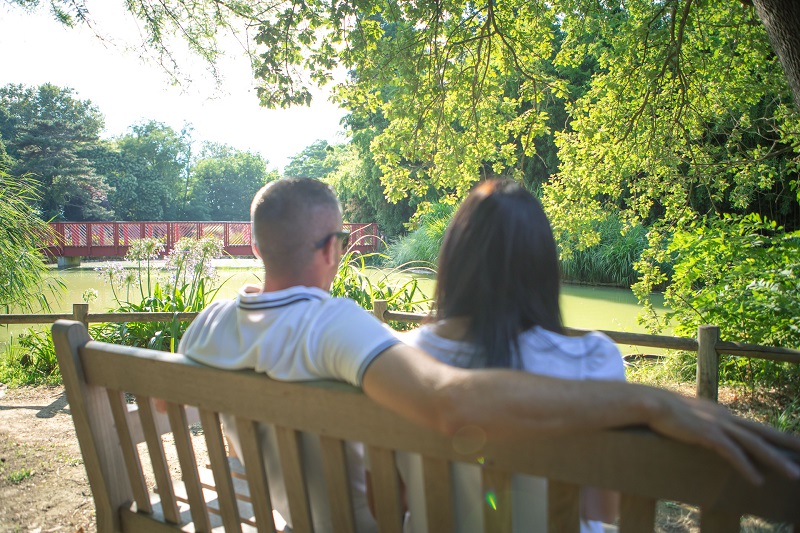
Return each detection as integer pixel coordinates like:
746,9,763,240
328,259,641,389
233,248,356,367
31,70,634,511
362,344,800,483
362,344,659,438
442,369,662,438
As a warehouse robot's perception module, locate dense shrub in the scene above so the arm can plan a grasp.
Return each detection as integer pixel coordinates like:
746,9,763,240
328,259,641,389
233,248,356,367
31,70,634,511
0,329,59,386
637,214,800,389
388,202,650,288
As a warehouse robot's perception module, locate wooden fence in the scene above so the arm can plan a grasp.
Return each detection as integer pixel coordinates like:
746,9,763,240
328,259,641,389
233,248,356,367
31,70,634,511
3,301,800,403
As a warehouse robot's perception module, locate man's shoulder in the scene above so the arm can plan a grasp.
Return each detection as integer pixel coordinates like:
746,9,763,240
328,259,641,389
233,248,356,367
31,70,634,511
324,295,374,314
194,299,237,322
183,299,240,342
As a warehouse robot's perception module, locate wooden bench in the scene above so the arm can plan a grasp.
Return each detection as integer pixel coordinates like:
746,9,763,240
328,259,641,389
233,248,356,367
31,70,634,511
53,320,800,532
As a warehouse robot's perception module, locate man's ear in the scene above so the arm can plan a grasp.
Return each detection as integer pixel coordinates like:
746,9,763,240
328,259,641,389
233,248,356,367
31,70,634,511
252,242,261,259
321,235,338,267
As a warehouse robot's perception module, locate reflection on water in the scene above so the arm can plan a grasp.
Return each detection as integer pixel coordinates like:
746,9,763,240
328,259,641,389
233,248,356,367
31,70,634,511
1,260,668,353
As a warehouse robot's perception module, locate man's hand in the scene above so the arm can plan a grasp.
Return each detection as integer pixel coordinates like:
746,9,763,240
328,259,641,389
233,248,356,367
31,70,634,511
648,390,800,485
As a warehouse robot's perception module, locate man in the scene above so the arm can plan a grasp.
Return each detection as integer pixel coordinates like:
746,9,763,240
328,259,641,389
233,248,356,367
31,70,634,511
179,178,799,531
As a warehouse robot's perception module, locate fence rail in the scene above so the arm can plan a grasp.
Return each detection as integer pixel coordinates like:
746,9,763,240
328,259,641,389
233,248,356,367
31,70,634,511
3,301,800,403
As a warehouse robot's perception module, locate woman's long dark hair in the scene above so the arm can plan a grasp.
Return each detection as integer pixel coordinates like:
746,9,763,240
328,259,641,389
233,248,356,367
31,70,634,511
433,178,563,368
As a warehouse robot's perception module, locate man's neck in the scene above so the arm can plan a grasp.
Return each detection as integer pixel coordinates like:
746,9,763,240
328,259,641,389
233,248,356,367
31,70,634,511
262,270,329,293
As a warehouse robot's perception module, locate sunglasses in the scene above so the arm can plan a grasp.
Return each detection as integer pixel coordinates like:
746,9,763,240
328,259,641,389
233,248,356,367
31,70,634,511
314,230,351,253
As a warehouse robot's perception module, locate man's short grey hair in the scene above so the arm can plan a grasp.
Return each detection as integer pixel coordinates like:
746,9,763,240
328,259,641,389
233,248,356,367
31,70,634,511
250,178,342,276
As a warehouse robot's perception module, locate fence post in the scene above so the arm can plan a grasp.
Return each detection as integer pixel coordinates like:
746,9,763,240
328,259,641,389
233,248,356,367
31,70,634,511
73,303,90,329
372,299,388,324
696,325,720,402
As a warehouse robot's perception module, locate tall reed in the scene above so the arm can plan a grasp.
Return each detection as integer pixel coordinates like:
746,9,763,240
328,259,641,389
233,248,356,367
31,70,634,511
385,201,455,267
559,215,648,287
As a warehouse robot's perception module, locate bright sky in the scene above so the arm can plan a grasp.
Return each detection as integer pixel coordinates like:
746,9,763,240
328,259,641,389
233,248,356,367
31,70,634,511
0,3,347,171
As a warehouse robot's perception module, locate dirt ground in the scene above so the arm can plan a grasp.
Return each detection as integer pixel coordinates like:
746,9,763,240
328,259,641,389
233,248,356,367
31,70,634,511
0,383,793,533
0,385,95,533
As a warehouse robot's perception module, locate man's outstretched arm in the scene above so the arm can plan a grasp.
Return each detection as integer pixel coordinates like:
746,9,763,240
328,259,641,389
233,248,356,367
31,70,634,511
361,344,800,485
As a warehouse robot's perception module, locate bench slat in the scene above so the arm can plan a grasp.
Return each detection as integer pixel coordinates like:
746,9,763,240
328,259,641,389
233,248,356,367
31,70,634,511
167,402,211,531
106,389,152,514
618,493,656,532
175,468,259,527
201,409,243,531
483,467,513,533
121,499,260,532
700,508,741,532
319,435,357,532
547,480,580,533
237,417,278,533
422,456,453,531
138,395,180,523
368,445,404,533
275,426,314,532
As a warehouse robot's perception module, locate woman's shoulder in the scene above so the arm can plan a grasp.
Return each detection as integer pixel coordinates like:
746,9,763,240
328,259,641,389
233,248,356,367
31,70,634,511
520,327,616,354
397,325,475,368
519,327,626,380
398,324,456,351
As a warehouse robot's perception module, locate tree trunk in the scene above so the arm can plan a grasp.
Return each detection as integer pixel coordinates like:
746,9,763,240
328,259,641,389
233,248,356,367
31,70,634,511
753,0,800,108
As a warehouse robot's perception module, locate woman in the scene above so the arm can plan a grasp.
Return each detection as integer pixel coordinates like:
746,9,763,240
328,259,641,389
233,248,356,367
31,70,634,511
398,178,624,533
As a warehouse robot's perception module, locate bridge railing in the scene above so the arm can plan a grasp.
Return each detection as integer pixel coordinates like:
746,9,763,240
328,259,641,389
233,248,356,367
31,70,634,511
3,301,800,403
46,221,380,258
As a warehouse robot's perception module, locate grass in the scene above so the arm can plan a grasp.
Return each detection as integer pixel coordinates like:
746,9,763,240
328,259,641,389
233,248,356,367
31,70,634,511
625,355,800,436
5,467,34,485
768,397,800,434
385,201,455,267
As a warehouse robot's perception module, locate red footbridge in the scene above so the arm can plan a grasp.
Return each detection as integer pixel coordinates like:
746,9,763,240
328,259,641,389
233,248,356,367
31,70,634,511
46,221,380,267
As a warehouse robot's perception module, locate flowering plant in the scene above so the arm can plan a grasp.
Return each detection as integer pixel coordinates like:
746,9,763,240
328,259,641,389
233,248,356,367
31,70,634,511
92,237,226,352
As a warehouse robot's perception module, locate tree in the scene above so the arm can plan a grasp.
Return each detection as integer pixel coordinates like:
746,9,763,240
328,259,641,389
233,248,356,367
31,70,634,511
540,2,799,244
752,0,800,106
103,121,191,220
7,2,800,232
0,83,112,221
327,115,420,238
283,140,337,179
187,143,275,220
0,136,12,172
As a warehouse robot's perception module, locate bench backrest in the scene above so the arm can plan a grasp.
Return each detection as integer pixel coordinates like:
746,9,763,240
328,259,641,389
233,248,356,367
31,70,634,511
53,320,800,532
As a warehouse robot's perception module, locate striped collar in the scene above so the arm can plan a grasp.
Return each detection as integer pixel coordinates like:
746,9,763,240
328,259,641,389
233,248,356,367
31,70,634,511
237,284,329,310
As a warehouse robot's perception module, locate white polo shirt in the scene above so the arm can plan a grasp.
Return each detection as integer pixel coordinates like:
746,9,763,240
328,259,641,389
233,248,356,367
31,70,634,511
180,284,399,385
179,284,401,532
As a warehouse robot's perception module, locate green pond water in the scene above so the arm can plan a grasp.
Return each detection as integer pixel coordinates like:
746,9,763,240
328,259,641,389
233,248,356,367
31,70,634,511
1,259,668,354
